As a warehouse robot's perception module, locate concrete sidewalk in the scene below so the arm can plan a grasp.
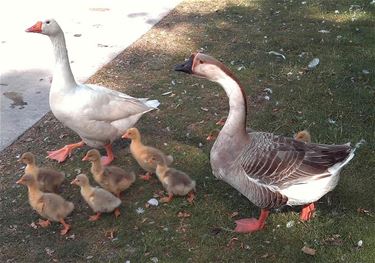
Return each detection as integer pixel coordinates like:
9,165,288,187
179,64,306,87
0,0,183,151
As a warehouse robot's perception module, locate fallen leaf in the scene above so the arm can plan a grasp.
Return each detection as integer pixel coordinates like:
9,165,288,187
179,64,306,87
105,229,116,239
267,51,286,60
30,222,38,229
227,237,240,248
323,234,343,246
177,211,191,218
45,247,55,256
161,91,172,96
357,208,370,215
301,246,316,256
229,211,239,218
286,220,295,228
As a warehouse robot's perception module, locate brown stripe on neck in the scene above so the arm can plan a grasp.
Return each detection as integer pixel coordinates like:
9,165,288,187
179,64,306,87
216,61,248,122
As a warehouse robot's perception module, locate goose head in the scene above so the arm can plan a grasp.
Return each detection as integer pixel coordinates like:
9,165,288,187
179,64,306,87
18,152,36,165
71,174,89,187
16,174,36,186
26,19,62,37
175,53,235,83
122,127,141,141
82,149,101,162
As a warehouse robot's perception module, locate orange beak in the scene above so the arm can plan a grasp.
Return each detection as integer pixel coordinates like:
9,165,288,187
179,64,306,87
206,135,214,141
70,179,78,185
82,154,89,161
26,21,42,33
121,132,129,139
16,178,24,184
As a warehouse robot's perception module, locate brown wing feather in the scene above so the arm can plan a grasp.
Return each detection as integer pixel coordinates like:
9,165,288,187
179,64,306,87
240,132,352,187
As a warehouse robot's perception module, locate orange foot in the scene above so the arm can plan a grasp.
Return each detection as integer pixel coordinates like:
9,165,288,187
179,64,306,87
160,193,173,203
89,212,101,222
139,172,153,181
300,203,316,221
47,141,84,163
59,219,71,235
38,219,51,228
187,191,195,204
234,209,270,233
114,208,121,218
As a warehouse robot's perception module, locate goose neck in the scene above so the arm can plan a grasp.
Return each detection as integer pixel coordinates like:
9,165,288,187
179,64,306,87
91,160,104,176
49,33,76,89
216,75,248,136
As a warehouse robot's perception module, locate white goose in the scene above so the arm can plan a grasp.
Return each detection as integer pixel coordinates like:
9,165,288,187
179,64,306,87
175,53,360,233
25,19,159,165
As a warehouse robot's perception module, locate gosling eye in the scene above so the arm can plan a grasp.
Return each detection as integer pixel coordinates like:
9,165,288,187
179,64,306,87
46,20,50,24
199,60,204,64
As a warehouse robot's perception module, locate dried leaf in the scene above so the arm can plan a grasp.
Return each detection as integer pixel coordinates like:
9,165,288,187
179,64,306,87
162,91,172,96
267,51,286,60
105,229,116,239
45,247,55,256
323,234,343,246
229,211,239,218
301,246,316,256
30,222,38,229
227,237,240,248
177,211,191,218
357,208,370,215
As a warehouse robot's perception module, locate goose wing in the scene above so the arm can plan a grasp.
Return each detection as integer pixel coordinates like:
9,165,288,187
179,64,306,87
75,83,159,122
239,132,352,188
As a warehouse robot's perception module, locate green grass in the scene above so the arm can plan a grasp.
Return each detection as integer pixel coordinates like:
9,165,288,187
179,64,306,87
0,0,374,262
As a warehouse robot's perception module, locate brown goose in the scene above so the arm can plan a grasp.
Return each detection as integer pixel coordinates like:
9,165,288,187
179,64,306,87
175,53,360,233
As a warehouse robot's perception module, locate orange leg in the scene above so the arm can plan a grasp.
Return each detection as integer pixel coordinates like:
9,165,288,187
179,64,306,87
38,219,51,228
59,219,71,235
234,209,270,233
114,208,121,218
160,193,174,203
101,144,115,166
89,212,101,221
216,117,227,126
139,172,153,181
300,203,316,221
187,191,196,204
47,141,85,163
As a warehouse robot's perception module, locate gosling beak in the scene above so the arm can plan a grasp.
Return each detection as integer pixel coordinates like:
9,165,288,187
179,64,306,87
70,179,78,185
16,178,23,184
82,154,89,161
121,133,129,139
174,55,194,74
26,21,42,33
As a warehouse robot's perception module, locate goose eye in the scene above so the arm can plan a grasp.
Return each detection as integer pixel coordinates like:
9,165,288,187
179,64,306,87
46,20,50,24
